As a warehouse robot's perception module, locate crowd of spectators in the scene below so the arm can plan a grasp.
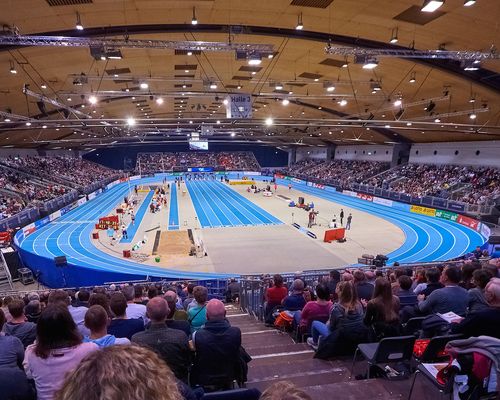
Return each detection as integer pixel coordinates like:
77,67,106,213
286,160,389,188
260,253,500,363
2,156,118,188
370,164,500,205
0,281,247,400
137,152,260,172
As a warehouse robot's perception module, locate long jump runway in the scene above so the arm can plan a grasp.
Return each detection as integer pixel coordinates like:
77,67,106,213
15,175,485,287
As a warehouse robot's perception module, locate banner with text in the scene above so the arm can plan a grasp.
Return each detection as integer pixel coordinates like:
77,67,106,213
357,193,373,202
373,197,393,207
410,205,437,217
435,209,458,222
457,214,480,231
480,223,491,240
96,216,119,230
226,94,252,119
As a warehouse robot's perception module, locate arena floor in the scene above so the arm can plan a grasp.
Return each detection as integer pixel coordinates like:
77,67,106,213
16,174,485,286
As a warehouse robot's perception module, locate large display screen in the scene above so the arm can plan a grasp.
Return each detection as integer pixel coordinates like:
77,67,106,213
189,140,208,151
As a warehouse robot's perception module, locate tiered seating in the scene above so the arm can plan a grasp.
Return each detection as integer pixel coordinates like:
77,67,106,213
288,160,389,187
2,156,118,188
137,151,261,172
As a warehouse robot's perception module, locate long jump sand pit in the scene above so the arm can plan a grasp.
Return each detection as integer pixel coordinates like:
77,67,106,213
157,231,192,257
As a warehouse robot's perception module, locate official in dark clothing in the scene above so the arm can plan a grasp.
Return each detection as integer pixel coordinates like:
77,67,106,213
132,297,191,382
340,209,344,226
346,213,352,230
191,299,243,389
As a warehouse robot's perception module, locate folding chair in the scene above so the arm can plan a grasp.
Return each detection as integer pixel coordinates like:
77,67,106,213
350,335,416,379
402,317,425,336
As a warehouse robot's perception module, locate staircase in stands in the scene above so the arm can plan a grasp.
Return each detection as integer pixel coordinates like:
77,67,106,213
225,304,435,400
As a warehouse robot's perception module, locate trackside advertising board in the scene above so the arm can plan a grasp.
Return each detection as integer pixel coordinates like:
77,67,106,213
410,205,437,217
457,214,480,230
435,209,458,222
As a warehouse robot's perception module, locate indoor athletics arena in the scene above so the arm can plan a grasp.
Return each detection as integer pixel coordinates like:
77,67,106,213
0,1,499,399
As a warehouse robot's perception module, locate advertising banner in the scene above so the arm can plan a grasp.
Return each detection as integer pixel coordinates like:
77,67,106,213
373,197,393,207
410,205,437,217
480,223,491,240
324,186,337,193
432,198,448,208
457,215,480,231
391,201,411,211
129,175,141,181
356,193,373,202
22,223,36,237
106,179,120,189
274,174,285,179
243,171,262,176
76,197,87,206
447,201,466,213
49,210,62,222
435,209,458,222
291,178,305,184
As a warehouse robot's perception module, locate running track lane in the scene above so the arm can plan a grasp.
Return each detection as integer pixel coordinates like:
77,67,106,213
17,175,484,283
168,184,179,230
19,177,234,280
186,180,281,228
269,177,484,264
120,190,154,244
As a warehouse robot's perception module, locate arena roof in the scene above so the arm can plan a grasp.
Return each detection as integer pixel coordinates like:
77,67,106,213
0,0,499,149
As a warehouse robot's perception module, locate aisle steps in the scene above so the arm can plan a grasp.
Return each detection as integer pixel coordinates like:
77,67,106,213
225,305,435,400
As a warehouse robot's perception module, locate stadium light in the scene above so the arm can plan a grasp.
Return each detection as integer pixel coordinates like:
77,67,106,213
421,0,444,12
265,117,273,126
126,117,136,126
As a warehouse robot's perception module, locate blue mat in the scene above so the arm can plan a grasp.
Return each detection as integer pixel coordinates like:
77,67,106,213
168,184,179,230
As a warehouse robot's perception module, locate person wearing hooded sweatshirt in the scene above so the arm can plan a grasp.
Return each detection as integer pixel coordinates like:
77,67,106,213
3,299,36,348
83,305,130,348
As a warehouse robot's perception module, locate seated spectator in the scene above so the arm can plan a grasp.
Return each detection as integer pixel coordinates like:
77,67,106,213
132,297,191,382
134,284,148,305
191,299,243,389
417,266,468,316
460,261,481,289
164,291,188,321
25,300,42,324
83,305,130,347
390,268,405,294
364,278,401,339
49,289,89,337
108,292,144,340
397,276,418,307
0,309,24,369
411,269,427,293
282,279,306,311
297,284,332,335
353,270,373,301
54,345,190,400
4,298,36,348
187,286,208,333
467,269,493,314
419,268,444,297
23,305,98,400
123,286,147,321
327,270,340,300
88,292,111,316
451,278,500,339
260,381,312,400
182,283,196,310
308,281,366,354
265,274,288,317
0,366,35,400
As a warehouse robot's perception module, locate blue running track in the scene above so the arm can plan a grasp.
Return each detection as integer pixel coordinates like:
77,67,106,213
168,184,179,230
120,191,154,244
14,174,485,288
186,180,281,228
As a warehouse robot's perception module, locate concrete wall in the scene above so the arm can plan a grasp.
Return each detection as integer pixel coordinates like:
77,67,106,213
409,141,500,168
295,147,328,162
334,145,394,162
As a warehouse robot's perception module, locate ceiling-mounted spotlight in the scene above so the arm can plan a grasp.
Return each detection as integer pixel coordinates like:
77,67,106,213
187,51,193,56
469,113,477,120
341,57,349,68
41,83,47,89
338,99,348,106
324,82,335,92
362,58,379,69
421,0,444,12
265,117,274,126
282,99,290,106
462,60,480,71
191,7,198,25
222,99,229,105
9,60,17,74
390,27,399,44
126,117,136,126
370,80,382,92
274,83,284,90
209,82,217,89
409,72,416,83
230,132,236,137
88,95,98,105
248,53,262,66
469,96,476,103
139,82,149,89
394,98,402,107
434,118,441,123
425,100,436,112
464,0,476,6
237,84,242,90
75,12,84,30
296,13,304,30
156,97,164,105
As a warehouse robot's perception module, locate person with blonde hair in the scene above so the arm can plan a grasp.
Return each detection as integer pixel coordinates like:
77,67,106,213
54,344,191,400
260,381,312,400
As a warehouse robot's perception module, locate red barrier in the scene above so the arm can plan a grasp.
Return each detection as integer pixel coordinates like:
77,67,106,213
457,215,480,230
123,249,131,258
324,228,346,243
